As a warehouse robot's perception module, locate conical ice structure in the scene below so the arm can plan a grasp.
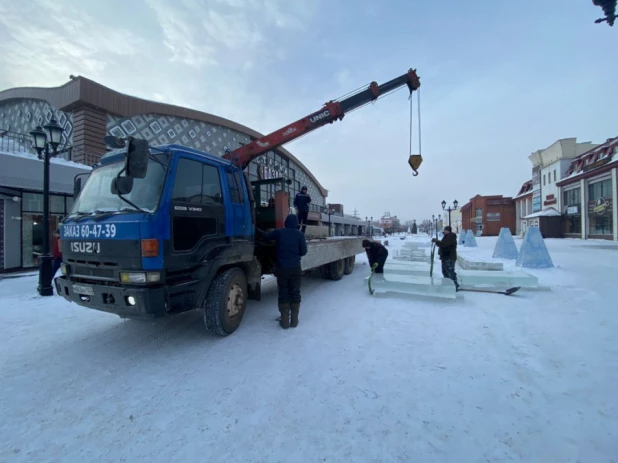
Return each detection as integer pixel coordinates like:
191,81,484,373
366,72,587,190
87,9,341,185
458,231,465,245
492,227,519,259
464,229,477,247
516,226,553,268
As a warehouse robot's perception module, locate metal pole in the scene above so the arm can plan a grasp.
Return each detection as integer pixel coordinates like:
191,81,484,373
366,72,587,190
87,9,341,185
37,143,54,296
448,208,452,227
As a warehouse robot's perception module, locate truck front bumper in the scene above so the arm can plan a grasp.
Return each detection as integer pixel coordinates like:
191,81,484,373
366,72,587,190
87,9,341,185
55,276,167,319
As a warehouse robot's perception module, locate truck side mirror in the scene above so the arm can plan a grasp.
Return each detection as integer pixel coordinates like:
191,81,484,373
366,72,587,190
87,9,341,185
126,138,149,179
73,177,82,198
111,176,134,195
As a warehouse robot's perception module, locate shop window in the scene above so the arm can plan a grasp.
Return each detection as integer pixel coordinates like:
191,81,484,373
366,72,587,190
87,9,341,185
21,214,61,268
587,179,613,236
50,195,65,214
22,193,43,212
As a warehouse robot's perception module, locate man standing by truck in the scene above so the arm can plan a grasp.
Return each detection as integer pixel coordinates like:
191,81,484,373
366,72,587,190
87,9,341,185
431,226,460,291
294,186,311,233
257,214,308,329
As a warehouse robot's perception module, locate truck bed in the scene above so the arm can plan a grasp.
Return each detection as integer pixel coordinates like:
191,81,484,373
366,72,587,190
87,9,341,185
301,236,365,271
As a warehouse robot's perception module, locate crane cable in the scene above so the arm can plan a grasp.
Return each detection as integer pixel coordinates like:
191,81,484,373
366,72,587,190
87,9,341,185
408,88,422,176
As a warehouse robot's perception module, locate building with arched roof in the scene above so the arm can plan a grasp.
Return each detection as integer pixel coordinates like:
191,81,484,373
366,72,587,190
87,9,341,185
0,76,366,271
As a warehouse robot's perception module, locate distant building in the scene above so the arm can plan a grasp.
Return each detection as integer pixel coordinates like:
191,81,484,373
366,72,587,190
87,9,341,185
460,195,516,236
556,136,618,241
379,212,400,232
521,138,600,238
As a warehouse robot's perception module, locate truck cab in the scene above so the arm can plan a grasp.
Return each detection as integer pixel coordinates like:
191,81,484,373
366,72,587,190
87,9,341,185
56,143,263,335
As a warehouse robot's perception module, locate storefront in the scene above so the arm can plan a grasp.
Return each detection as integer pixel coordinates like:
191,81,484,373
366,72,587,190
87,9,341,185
1,151,90,271
556,136,618,241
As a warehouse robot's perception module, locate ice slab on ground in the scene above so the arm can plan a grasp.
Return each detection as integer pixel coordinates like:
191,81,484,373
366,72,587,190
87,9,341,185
365,273,456,299
492,227,519,259
464,229,478,247
516,226,554,269
385,263,538,288
457,254,503,271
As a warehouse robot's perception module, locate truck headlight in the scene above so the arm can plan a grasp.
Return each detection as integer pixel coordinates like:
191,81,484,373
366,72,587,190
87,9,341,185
120,272,161,283
61,264,67,275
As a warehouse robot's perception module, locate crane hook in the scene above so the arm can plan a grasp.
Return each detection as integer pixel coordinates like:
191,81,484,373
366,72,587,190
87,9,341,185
408,154,422,176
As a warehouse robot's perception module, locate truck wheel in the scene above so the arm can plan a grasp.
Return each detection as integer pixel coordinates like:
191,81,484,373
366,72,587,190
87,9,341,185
343,256,355,275
324,259,345,281
203,268,247,336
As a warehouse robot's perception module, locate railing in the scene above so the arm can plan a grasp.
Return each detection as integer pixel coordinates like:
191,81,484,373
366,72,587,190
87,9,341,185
0,129,34,154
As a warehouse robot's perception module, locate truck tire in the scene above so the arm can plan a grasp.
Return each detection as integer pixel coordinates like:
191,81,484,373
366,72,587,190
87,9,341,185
323,259,345,281
203,267,247,336
343,256,355,275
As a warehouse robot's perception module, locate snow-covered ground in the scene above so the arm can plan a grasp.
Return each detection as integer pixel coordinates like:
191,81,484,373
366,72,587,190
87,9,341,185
1,235,617,462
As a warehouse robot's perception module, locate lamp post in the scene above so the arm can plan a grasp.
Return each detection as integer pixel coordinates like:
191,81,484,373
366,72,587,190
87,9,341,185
441,199,459,227
326,204,334,237
30,118,64,296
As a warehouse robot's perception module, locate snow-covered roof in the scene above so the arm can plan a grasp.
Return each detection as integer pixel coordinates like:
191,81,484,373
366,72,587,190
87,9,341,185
0,150,91,195
523,207,562,219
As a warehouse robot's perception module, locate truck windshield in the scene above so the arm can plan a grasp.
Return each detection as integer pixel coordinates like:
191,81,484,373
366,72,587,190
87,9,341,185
71,154,169,214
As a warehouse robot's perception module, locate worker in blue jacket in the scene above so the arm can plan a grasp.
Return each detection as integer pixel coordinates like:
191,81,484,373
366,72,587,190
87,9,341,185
257,214,308,329
293,186,311,233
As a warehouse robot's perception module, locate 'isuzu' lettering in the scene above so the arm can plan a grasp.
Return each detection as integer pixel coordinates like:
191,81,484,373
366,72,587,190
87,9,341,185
70,242,101,254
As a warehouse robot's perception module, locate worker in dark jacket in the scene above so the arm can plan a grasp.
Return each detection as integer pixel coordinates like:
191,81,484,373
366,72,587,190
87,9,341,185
293,186,311,233
257,214,308,329
362,239,388,273
432,226,460,290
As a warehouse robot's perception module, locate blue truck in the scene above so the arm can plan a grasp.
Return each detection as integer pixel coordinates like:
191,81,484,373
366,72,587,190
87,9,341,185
54,69,421,335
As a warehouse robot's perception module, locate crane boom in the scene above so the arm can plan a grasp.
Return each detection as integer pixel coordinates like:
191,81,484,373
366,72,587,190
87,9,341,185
222,68,421,169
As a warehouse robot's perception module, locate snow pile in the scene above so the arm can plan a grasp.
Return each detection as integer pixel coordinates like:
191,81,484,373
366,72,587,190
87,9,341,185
492,227,519,259
464,229,478,247
516,226,554,268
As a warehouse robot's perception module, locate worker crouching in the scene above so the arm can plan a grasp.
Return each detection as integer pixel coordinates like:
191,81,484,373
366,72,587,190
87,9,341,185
363,239,389,274
257,214,308,329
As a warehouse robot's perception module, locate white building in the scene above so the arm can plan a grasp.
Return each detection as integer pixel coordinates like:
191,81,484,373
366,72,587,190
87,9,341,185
516,138,600,237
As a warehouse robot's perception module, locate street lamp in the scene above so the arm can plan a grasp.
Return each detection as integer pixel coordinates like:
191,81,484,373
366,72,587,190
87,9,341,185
326,204,335,237
30,118,64,296
441,199,459,227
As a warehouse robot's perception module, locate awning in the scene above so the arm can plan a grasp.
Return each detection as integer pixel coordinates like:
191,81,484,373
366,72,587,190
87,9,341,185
523,207,562,219
0,151,91,195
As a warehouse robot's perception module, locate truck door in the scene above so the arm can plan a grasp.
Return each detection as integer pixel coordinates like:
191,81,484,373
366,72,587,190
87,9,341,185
226,170,251,239
168,157,226,268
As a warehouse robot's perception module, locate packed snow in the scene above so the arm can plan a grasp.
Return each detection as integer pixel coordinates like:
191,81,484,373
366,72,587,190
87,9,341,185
1,234,617,462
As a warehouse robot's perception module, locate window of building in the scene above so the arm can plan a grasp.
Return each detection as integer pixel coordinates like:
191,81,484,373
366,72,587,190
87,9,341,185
587,179,613,236
475,208,482,217
553,170,556,182
543,174,546,185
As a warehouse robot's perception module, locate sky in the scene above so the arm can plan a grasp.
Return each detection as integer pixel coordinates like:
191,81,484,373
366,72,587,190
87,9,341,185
0,0,616,222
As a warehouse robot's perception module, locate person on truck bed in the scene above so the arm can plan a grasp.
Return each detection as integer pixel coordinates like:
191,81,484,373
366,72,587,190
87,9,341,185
362,239,388,274
293,186,311,234
432,226,460,291
257,214,308,329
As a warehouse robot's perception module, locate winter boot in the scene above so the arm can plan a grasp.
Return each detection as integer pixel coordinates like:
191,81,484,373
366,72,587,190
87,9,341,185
290,302,300,328
278,302,290,329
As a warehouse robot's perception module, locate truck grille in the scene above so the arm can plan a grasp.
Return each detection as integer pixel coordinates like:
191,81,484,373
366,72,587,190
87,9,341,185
72,265,115,279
